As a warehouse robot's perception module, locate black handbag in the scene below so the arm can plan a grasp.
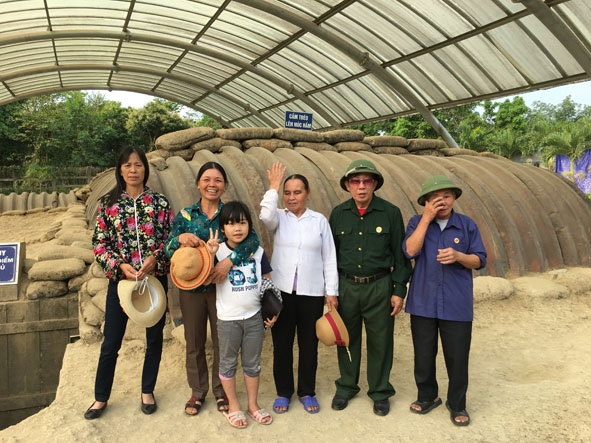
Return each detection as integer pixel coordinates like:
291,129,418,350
261,288,283,321
260,277,282,322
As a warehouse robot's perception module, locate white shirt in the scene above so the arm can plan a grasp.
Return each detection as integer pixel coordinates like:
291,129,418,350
215,243,265,321
259,189,338,297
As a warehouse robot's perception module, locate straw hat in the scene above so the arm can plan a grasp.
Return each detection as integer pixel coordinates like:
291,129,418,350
170,245,213,290
316,309,350,347
118,274,167,328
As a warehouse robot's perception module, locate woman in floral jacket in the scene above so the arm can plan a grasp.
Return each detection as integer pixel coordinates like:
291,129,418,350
84,147,173,420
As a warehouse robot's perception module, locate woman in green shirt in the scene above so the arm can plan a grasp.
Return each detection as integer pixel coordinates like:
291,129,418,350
165,161,259,416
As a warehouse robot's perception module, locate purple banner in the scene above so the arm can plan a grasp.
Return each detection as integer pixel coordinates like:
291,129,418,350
555,150,591,195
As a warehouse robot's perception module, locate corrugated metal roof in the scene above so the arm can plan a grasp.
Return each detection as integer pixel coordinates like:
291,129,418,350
0,0,590,141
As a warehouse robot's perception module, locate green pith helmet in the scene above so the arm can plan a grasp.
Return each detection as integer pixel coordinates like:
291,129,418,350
417,175,462,206
339,159,384,191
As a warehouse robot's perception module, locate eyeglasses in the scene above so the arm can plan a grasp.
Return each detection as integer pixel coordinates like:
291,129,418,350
348,178,375,187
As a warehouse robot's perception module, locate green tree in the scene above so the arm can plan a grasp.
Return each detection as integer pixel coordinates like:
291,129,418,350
0,101,28,166
15,94,62,165
350,119,395,136
10,92,131,169
126,99,190,149
51,91,92,166
494,97,529,132
388,114,437,139
531,96,583,123
191,112,223,129
481,100,498,127
385,104,485,148
455,123,492,152
487,129,526,158
439,104,485,150
72,96,130,167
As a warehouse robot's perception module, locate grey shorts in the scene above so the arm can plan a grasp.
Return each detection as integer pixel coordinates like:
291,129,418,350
217,311,264,378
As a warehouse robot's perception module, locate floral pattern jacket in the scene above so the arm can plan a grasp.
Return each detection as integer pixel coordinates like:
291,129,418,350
92,188,174,281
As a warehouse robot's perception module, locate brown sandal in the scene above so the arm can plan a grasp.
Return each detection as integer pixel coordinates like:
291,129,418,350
185,396,204,416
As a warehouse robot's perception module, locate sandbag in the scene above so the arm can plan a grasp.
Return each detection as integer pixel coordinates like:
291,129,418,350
293,142,337,152
155,127,215,151
242,138,293,151
364,135,409,147
273,128,324,143
334,142,372,152
192,137,241,152
372,147,409,155
322,129,365,144
217,127,274,140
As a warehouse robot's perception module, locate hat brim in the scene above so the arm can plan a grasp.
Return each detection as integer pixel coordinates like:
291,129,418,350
170,246,213,290
118,275,167,328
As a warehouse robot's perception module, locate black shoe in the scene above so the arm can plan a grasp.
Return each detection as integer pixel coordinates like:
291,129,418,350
141,394,158,415
373,399,390,416
331,395,349,411
84,401,107,420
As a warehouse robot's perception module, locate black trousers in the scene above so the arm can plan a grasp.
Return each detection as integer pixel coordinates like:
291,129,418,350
94,276,167,402
271,291,325,398
410,315,472,411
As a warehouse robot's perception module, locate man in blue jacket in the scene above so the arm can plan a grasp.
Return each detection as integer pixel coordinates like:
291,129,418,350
403,175,487,427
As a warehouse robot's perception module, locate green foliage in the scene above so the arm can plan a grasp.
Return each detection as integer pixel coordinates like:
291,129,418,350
541,118,591,168
0,101,28,165
125,99,190,149
530,96,582,123
10,92,131,168
487,129,525,158
21,162,53,190
494,97,528,131
349,120,395,136
0,92,194,179
2,88,591,193
191,113,223,129
388,114,437,139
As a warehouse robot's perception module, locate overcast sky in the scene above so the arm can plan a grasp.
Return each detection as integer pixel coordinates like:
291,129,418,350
87,80,591,110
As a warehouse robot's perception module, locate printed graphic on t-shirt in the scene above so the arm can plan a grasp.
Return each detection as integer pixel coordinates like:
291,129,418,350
228,257,259,292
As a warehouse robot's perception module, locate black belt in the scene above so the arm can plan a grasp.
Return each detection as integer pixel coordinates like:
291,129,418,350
339,269,391,284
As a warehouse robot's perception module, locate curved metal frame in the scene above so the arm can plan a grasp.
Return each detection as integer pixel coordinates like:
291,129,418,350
0,0,589,142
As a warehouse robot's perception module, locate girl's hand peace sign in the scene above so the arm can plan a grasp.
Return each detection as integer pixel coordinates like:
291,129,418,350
205,228,219,255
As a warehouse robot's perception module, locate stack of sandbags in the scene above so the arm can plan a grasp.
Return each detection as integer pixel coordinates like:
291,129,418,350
25,205,93,301
151,127,217,160
363,135,410,155
146,126,500,165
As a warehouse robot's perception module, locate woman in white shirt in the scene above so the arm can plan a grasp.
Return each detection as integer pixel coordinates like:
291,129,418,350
259,162,339,415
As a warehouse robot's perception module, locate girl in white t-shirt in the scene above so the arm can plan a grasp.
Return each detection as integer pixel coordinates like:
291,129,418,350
205,201,277,429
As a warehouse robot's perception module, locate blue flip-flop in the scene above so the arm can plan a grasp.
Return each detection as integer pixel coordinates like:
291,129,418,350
299,396,320,414
273,397,290,414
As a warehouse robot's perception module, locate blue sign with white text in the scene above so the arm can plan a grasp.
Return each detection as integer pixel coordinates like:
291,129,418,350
0,243,19,285
285,111,313,130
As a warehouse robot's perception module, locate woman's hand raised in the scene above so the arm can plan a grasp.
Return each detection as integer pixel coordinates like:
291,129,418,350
267,162,286,192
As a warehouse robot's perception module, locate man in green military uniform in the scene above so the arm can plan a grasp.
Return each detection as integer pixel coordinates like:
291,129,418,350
329,159,412,416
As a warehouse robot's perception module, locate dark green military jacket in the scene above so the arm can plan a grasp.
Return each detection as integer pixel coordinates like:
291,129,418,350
329,195,412,298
